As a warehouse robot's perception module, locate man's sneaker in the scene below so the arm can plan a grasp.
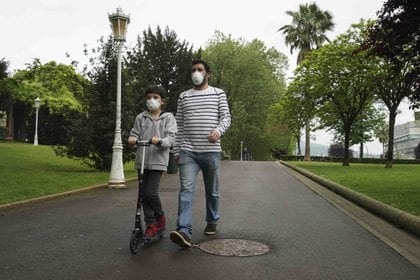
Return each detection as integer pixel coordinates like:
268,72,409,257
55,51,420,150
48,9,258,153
156,215,166,233
204,223,217,235
169,230,192,248
144,224,159,239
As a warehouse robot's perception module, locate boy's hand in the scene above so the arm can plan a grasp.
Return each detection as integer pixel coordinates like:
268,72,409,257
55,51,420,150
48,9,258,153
208,130,220,143
128,136,138,145
151,136,161,145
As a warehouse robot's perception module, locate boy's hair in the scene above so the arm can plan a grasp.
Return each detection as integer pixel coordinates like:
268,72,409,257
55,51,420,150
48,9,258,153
144,85,166,99
192,59,211,73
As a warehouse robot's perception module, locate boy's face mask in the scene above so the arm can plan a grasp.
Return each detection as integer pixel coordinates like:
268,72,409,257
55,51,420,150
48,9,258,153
146,98,161,111
192,71,205,86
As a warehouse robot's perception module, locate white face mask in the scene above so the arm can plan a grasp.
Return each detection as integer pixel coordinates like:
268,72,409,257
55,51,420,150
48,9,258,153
192,71,205,86
146,98,161,111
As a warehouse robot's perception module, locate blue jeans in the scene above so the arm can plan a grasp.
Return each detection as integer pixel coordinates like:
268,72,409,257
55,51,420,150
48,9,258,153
176,150,221,238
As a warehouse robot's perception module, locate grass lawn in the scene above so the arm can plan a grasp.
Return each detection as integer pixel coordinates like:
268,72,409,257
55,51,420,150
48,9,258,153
289,161,420,217
0,142,137,205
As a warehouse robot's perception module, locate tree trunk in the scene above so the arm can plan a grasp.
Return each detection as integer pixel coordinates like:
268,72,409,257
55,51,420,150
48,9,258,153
296,135,301,156
386,111,397,168
359,142,363,159
304,120,311,161
343,125,351,166
382,143,385,158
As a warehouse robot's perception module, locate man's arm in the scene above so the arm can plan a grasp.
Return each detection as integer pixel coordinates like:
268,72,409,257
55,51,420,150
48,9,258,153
173,96,184,156
214,92,231,136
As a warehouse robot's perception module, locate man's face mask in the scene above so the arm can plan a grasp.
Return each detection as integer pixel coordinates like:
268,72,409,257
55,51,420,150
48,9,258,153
146,97,161,111
191,70,205,86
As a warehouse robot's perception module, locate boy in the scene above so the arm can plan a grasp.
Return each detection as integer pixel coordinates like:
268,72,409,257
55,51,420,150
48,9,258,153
128,85,177,239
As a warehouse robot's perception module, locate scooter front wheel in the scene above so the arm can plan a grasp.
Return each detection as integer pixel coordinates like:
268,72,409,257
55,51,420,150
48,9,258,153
129,231,144,254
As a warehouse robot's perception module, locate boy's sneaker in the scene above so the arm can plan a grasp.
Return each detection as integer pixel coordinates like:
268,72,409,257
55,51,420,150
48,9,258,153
156,215,166,233
144,224,159,239
169,230,192,248
204,223,217,235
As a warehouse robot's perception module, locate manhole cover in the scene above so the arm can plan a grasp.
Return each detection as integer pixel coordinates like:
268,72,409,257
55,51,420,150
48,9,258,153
198,239,270,257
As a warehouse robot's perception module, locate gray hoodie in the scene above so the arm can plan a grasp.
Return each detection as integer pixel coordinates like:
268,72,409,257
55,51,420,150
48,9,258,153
130,111,177,171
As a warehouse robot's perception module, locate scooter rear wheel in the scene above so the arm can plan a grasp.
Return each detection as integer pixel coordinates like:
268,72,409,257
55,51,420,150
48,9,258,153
129,231,144,254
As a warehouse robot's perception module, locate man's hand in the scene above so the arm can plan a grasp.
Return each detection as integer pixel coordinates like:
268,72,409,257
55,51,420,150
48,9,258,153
128,136,138,145
207,130,221,143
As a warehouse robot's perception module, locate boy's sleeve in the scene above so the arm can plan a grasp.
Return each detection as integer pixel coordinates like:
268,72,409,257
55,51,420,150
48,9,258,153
130,113,142,139
173,96,184,156
160,113,177,148
214,92,231,136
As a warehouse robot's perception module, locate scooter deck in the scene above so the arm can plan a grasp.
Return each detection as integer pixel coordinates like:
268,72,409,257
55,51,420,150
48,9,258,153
144,230,165,244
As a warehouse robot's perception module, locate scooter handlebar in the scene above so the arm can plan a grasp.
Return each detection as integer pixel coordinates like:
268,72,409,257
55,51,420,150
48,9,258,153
136,139,151,146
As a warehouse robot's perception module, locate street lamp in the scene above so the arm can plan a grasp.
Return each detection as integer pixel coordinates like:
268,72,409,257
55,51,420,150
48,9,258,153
108,7,130,188
240,140,243,161
33,97,41,146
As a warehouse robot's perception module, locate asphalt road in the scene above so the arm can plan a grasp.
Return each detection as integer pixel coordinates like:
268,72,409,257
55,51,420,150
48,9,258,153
1,161,419,280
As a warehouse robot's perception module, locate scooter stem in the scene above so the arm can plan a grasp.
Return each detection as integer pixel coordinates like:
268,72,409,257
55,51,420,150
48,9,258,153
141,144,146,175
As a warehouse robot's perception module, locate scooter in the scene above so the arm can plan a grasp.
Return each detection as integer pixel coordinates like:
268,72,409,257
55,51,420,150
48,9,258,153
129,140,164,255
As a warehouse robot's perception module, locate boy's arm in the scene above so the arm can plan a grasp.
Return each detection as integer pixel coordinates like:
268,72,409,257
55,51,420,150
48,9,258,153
159,113,177,148
129,114,142,141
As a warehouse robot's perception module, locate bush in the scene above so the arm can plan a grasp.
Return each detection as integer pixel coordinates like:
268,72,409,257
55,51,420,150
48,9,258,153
0,127,7,139
328,143,354,158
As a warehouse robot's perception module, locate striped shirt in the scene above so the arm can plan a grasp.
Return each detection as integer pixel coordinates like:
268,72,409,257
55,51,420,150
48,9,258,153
174,86,231,155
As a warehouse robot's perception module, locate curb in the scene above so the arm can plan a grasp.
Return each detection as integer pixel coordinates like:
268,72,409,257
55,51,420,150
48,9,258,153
279,160,420,239
0,177,138,211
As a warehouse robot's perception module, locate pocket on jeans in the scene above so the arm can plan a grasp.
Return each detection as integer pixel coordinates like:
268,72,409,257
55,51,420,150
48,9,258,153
178,153,186,165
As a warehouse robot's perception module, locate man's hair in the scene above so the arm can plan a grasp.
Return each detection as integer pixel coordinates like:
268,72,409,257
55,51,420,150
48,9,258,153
144,85,166,99
192,59,211,73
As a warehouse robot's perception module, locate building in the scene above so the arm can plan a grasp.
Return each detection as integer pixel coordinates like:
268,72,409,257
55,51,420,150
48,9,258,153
385,112,420,159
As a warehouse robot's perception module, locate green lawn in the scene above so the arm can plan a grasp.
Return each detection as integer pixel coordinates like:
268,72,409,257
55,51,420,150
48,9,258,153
0,142,137,205
289,161,420,217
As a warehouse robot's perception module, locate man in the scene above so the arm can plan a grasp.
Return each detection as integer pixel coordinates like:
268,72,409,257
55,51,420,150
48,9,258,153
170,59,231,248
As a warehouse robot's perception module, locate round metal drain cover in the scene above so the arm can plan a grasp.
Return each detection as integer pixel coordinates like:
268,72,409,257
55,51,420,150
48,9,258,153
199,239,270,257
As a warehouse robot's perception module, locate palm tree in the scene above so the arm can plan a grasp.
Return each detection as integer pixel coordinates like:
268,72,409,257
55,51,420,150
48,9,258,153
374,122,389,158
279,2,334,161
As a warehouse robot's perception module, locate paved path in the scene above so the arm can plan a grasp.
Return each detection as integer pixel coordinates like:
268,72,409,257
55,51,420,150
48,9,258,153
1,161,419,279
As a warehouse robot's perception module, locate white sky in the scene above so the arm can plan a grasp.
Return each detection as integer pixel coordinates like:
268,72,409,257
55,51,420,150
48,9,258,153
1,0,417,155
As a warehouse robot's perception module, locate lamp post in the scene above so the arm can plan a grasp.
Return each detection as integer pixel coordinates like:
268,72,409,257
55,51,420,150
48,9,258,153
108,7,130,188
33,97,41,146
240,140,243,161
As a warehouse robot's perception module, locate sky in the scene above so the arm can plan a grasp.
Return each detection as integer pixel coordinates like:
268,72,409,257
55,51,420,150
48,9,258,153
1,0,417,155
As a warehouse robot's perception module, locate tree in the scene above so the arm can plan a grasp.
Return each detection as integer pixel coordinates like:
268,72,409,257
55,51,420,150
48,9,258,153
363,0,419,167
0,58,10,114
374,122,389,158
279,2,334,161
0,58,8,80
266,101,295,158
294,22,378,166
283,79,317,156
1,59,89,143
364,0,419,107
328,104,386,158
55,36,122,170
126,26,194,114
202,32,288,160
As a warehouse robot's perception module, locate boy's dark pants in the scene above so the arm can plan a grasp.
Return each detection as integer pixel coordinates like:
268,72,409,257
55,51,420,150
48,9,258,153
138,169,164,225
